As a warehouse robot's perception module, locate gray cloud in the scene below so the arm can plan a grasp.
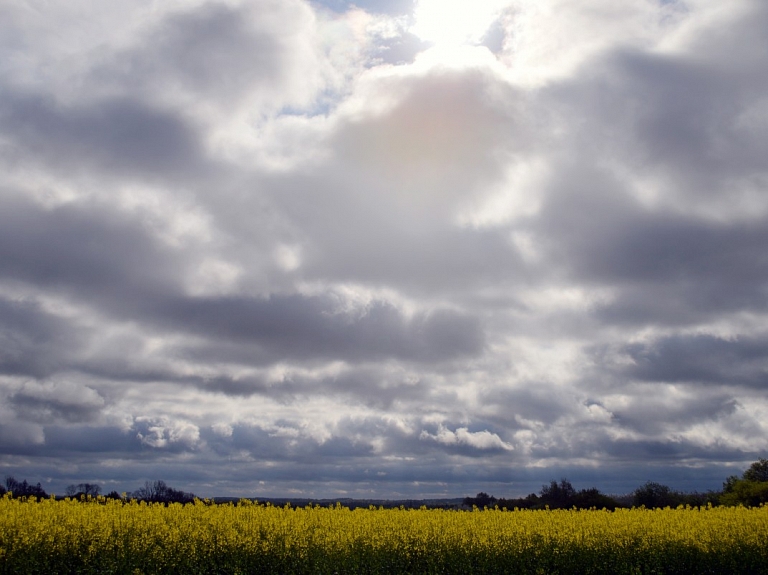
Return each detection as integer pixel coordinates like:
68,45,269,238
9,387,104,425
2,0,768,499
533,172,768,325
0,92,205,179
0,195,184,304
0,297,82,379
43,425,141,455
264,67,532,294
95,1,321,110
146,294,485,364
620,334,768,388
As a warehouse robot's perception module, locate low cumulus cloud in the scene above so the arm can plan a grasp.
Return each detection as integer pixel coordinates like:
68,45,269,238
420,425,514,453
1,0,767,498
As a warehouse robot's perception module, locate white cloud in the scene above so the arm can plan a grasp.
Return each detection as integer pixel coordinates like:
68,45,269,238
500,0,687,86
411,0,509,47
212,423,233,437
135,417,201,449
421,425,514,451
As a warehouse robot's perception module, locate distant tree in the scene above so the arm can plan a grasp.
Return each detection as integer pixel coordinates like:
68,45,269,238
492,480,619,511
131,480,155,501
463,492,497,508
476,492,496,507
573,487,619,510
105,491,123,500
633,481,680,508
4,476,48,499
0,484,5,496
539,479,577,508
678,490,719,507
496,492,540,510
132,480,195,504
66,483,102,498
5,476,20,494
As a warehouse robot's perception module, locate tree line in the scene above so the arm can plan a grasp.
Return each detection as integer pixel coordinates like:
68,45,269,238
0,477,195,504
463,458,768,510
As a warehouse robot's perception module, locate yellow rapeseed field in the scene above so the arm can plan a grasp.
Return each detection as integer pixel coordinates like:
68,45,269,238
1,494,767,574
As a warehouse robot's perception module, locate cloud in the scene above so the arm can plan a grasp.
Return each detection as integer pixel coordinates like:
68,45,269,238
94,1,329,112
498,0,687,86
1,0,768,499
420,425,514,452
134,417,201,450
9,381,105,424
0,297,83,379
0,92,205,179
411,0,509,46
145,294,485,364
618,334,768,388
0,195,184,298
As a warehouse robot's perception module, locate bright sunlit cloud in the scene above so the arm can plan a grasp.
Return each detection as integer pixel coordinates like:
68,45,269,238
411,0,508,47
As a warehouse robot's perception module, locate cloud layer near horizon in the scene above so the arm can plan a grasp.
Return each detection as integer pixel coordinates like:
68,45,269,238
1,0,767,498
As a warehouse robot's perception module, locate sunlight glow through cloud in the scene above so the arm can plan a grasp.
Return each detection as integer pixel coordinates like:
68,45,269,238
411,0,508,47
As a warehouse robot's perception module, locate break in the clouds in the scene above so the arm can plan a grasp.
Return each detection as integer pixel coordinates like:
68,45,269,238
1,0,767,498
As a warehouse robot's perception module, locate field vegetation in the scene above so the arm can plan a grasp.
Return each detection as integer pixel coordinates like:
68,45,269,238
1,495,767,574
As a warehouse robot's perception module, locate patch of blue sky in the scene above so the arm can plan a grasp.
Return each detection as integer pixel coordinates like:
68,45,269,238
310,0,414,16
371,31,430,65
277,98,335,119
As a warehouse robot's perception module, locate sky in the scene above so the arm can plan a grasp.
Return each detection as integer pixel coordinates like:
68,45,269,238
1,0,767,499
